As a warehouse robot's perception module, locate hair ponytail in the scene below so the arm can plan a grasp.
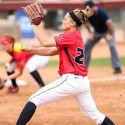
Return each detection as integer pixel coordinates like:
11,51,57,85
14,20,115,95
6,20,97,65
72,6,93,27
80,6,93,24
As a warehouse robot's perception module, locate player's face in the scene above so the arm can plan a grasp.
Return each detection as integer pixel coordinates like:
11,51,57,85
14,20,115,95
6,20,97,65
2,44,13,53
62,13,74,31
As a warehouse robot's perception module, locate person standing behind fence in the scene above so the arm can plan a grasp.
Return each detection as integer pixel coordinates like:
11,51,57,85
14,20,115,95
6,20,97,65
84,1,122,74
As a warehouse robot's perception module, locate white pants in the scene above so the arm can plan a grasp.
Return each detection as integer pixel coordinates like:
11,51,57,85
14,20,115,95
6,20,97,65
7,55,49,73
25,55,49,72
28,73,105,125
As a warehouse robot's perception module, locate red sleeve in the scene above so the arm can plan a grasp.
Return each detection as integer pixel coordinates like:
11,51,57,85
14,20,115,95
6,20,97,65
54,32,76,47
16,58,27,68
13,52,33,68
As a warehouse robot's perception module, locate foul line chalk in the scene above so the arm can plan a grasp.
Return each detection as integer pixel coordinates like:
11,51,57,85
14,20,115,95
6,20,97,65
90,75,125,83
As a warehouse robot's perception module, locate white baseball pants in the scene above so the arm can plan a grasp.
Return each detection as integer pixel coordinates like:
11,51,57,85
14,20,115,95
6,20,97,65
6,55,49,73
25,55,49,72
28,73,105,125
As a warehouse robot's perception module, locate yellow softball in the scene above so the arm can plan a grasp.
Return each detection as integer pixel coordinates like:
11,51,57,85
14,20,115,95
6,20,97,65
14,42,23,52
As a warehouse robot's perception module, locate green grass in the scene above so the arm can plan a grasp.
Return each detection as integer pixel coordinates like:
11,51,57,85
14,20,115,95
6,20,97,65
46,56,125,67
0,63,5,67
0,57,125,67
46,60,59,66
90,57,125,66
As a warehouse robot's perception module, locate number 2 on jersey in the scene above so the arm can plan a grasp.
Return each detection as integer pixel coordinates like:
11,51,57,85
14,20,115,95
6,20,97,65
75,48,85,65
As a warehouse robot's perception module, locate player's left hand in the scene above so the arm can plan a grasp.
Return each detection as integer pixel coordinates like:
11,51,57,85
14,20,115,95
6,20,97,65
20,44,32,52
22,3,44,25
0,77,7,89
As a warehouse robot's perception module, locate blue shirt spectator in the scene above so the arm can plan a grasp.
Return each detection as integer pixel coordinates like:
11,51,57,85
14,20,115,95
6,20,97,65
88,7,110,33
84,1,122,74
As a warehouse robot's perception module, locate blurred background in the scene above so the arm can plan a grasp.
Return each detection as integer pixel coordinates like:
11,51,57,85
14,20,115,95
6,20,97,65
0,2,124,124
0,0,125,42
0,0,125,66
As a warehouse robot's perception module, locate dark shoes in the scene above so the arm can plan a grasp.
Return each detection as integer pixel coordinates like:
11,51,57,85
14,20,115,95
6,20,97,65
114,68,122,74
6,86,19,93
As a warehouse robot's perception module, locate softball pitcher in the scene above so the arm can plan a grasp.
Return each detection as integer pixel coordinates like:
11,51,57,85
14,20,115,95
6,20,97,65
16,5,115,125
0,36,49,93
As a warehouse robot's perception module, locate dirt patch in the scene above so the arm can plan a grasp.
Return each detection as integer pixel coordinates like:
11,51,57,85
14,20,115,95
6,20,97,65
0,65,125,125
0,39,125,125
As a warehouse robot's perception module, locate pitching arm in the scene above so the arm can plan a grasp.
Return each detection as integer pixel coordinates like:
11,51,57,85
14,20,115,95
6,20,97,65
32,24,56,47
22,46,58,56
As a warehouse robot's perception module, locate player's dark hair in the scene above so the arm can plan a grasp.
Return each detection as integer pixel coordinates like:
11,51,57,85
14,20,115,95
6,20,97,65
85,1,95,7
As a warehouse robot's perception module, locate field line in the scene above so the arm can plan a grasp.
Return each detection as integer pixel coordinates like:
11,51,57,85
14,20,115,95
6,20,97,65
90,75,125,83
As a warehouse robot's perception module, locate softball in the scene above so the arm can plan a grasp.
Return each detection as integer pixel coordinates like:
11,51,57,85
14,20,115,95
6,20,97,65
14,42,23,52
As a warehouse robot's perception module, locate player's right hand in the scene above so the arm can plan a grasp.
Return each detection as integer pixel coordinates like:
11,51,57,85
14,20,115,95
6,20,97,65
88,33,94,40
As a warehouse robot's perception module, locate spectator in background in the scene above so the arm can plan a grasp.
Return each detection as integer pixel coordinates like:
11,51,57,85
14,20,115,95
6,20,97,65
0,36,49,93
84,1,122,74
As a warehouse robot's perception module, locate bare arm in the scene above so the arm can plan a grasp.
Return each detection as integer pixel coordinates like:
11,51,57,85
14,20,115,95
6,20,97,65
9,58,15,64
5,68,23,80
106,19,114,35
84,23,92,33
23,46,58,56
32,24,56,47
84,23,94,40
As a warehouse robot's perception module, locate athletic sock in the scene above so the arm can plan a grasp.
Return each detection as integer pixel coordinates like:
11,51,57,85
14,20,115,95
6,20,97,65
100,116,115,125
30,70,45,87
16,102,36,125
7,71,18,87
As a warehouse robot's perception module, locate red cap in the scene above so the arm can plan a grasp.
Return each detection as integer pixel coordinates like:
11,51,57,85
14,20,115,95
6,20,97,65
0,36,13,45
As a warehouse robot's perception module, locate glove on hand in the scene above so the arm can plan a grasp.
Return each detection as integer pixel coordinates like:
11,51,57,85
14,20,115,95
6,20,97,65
0,78,7,89
23,3,44,25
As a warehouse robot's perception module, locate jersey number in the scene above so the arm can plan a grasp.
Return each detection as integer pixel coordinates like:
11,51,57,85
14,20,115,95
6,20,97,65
75,48,85,65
